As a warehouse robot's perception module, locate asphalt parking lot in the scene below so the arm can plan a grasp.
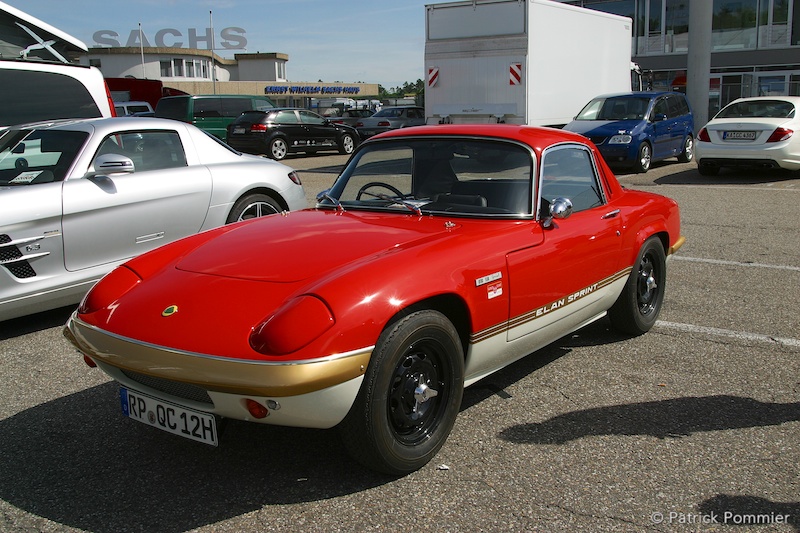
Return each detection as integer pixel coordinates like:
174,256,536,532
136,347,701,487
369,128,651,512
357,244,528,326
0,152,798,532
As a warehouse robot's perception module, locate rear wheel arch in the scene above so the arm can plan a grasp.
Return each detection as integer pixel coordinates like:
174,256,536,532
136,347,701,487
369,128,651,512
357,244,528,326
226,188,287,223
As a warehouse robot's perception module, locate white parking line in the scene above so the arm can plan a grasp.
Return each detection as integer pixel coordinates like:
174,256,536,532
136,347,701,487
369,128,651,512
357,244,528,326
656,321,800,348
673,255,800,272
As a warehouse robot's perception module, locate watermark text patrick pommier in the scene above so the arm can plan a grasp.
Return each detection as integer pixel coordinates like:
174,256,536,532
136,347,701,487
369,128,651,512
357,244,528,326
651,511,791,525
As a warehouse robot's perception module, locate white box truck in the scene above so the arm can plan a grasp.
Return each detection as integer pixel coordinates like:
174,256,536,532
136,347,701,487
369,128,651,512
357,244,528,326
424,0,638,127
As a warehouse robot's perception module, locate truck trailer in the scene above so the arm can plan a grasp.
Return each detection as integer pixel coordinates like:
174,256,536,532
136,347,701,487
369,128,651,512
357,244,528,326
424,0,638,127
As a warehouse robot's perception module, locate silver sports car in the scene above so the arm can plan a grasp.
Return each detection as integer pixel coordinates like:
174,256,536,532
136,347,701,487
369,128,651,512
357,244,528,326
0,117,306,321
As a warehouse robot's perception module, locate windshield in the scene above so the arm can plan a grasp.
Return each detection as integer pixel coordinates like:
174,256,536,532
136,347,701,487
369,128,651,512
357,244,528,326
716,100,795,119
575,97,651,121
320,138,533,217
0,129,89,185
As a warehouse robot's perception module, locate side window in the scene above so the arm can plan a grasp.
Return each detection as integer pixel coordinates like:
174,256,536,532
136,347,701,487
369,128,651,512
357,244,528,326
667,95,684,118
652,98,669,119
539,146,604,215
103,131,187,172
193,98,222,118
274,110,300,124
0,130,89,184
299,110,325,125
221,98,252,117
253,98,274,111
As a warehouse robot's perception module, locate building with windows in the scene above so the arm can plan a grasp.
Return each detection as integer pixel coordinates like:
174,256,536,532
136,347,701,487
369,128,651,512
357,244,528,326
84,47,378,107
562,0,800,116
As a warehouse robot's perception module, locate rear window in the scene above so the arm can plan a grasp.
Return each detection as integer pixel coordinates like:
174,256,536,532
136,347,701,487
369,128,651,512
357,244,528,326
716,100,795,119
0,70,102,127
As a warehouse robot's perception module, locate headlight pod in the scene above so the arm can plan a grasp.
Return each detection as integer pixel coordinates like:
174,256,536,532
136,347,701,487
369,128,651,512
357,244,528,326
78,265,141,314
250,295,335,355
608,134,633,144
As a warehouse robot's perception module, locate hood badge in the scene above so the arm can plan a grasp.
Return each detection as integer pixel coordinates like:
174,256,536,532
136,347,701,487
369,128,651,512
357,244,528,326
162,305,179,317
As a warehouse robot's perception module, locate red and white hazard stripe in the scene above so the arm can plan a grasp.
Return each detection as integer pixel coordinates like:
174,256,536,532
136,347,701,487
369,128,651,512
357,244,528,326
509,62,522,85
428,66,439,88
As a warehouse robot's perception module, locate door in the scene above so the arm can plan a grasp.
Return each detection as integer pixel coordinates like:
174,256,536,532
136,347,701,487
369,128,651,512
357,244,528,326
506,145,623,342
271,109,305,149
650,96,679,158
298,110,337,148
61,129,212,271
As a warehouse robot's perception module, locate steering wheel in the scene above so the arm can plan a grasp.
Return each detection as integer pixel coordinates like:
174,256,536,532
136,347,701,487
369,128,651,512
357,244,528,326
356,181,406,201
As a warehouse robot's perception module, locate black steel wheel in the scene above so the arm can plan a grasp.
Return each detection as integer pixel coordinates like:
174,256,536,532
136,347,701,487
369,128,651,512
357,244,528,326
609,236,666,335
338,310,464,475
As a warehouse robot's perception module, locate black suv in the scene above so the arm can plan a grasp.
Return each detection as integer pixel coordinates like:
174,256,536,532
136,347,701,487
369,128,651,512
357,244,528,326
226,108,358,160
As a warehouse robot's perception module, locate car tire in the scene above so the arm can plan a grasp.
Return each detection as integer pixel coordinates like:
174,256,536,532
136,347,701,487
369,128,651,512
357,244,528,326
608,236,666,335
698,164,720,176
633,142,652,173
269,138,288,160
338,309,464,475
677,135,694,163
226,193,282,223
338,133,356,155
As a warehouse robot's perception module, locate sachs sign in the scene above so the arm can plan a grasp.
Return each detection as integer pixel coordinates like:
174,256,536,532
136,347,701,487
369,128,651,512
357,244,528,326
93,27,247,50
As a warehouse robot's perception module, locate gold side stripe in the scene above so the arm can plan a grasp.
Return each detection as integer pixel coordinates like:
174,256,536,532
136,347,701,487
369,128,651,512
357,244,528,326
470,267,631,344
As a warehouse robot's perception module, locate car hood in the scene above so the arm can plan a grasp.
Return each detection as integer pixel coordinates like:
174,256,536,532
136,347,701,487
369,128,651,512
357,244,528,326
175,209,455,282
564,119,643,136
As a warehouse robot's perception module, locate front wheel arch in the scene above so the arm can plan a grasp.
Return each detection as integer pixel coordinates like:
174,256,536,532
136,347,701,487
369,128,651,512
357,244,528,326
338,309,465,475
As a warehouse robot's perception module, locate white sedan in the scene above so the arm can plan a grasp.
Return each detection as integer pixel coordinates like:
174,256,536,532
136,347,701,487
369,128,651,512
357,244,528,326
0,117,306,321
696,96,800,176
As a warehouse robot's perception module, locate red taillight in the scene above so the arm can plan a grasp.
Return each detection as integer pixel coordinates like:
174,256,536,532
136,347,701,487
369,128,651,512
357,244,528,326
766,127,793,143
378,121,391,127
250,123,268,132
288,170,302,185
83,355,97,368
104,82,117,117
697,127,711,142
245,399,269,419
355,121,364,127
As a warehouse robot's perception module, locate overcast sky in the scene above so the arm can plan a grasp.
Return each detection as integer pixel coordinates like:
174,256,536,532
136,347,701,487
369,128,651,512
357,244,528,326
11,0,432,90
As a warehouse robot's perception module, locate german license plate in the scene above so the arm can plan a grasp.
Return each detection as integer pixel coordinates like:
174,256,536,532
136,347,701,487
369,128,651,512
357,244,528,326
120,387,218,446
723,131,756,140
232,126,246,134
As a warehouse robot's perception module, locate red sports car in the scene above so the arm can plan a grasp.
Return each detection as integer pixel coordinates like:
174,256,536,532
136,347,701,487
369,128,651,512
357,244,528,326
65,124,684,475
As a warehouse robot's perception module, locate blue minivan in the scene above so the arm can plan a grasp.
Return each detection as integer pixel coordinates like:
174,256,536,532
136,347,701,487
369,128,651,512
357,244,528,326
564,92,694,173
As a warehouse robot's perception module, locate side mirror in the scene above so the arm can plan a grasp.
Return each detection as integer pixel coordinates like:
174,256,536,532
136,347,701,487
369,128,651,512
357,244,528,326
543,197,573,229
88,153,135,176
12,143,25,154
654,113,668,122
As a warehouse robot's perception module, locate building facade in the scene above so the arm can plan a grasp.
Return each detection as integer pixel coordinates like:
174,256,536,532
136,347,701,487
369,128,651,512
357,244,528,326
562,0,800,116
83,47,379,107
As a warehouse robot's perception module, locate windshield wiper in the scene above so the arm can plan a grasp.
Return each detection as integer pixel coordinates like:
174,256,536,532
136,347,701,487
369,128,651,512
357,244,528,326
362,191,422,216
318,192,345,212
